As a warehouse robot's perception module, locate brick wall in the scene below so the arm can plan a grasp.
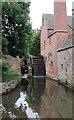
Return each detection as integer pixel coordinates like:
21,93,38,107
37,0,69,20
54,1,68,31
40,0,73,80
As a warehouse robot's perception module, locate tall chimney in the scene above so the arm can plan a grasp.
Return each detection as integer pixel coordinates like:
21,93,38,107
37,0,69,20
54,0,68,31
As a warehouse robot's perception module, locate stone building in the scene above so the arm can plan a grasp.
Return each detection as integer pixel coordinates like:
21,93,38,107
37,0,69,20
57,2,74,86
40,0,74,85
57,35,74,86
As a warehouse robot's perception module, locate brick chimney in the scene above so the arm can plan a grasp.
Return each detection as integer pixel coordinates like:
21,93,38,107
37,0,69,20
54,0,68,31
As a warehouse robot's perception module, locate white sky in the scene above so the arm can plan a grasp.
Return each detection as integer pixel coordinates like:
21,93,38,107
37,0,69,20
30,0,74,29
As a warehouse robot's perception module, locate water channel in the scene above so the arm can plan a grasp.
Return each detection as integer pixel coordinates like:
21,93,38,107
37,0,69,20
2,77,73,119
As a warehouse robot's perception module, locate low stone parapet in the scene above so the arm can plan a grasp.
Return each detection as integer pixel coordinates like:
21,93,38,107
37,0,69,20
0,76,21,95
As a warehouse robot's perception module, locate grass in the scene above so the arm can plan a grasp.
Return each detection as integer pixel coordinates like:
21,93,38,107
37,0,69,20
2,71,19,83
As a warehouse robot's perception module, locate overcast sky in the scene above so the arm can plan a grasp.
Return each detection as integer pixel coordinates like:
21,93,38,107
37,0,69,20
30,0,74,29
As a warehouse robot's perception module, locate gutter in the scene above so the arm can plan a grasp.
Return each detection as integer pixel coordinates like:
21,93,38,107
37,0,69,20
57,45,74,52
47,30,68,38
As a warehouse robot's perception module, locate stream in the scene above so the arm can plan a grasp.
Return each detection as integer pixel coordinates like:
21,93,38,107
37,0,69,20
1,77,73,119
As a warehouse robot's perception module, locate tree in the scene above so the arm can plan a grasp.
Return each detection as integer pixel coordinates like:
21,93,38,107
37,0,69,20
30,29,40,56
2,1,32,57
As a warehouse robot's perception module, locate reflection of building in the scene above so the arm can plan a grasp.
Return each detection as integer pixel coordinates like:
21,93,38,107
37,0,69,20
40,0,74,86
40,80,72,118
57,2,74,86
40,81,59,118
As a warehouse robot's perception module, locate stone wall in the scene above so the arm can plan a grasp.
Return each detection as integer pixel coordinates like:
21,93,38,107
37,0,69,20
57,47,74,87
0,76,21,94
3,55,21,74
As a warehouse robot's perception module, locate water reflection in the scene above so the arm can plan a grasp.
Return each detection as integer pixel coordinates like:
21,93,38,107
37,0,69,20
18,77,46,119
2,77,72,119
15,91,39,119
40,80,72,118
15,78,41,119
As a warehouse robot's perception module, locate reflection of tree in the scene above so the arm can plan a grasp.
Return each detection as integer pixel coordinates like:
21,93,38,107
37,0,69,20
20,79,28,92
26,77,46,113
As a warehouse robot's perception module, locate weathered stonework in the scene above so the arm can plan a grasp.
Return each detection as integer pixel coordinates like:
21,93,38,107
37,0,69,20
0,76,21,94
3,55,21,73
57,47,74,87
40,0,74,87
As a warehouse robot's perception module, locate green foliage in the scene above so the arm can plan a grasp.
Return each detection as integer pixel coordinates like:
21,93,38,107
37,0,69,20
2,61,19,83
2,1,32,57
2,71,18,83
2,37,8,54
2,62,10,74
30,29,40,55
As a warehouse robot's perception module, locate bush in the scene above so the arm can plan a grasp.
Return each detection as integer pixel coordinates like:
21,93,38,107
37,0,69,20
2,62,19,83
2,62,10,74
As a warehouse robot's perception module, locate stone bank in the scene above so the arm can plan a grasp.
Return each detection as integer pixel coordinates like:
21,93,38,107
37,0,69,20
0,76,21,94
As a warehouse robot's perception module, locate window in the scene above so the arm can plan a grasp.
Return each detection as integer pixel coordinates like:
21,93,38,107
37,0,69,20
46,57,47,61
41,43,43,50
61,64,63,72
42,18,44,26
50,61,53,67
66,69,67,76
61,64,63,68
48,53,52,60
44,41,45,49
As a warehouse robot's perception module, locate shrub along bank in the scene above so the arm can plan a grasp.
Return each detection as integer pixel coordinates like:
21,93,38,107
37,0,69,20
2,61,19,83
0,55,21,94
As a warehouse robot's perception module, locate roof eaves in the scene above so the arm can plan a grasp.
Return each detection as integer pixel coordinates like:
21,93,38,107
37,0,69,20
47,31,57,38
57,45,74,52
68,24,74,30
47,29,68,38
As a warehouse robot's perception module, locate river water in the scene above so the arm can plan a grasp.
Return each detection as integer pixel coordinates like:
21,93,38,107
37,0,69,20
2,77,73,119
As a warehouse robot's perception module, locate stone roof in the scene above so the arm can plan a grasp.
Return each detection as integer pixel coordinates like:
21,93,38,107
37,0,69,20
43,14,54,29
68,16,72,27
43,14,74,29
57,35,74,52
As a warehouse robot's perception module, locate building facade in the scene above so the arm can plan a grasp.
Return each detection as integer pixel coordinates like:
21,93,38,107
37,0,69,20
40,0,74,85
57,35,74,86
